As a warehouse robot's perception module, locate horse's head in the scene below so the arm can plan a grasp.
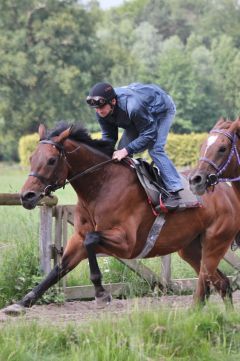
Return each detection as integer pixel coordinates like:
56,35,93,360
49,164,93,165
20,124,71,209
189,117,240,195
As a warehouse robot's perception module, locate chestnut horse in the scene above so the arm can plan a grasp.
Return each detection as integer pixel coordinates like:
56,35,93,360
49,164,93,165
189,117,240,295
2,121,238,315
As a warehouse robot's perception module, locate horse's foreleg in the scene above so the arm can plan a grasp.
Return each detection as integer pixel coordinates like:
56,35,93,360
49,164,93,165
210,268,232,307
84,231,112,306
196,240,233,309
179,236,233,307
2,234,87,316
178,236,211,303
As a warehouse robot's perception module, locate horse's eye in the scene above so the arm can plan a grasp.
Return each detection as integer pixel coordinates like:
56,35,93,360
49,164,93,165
219,146,227,153
47,157,57,166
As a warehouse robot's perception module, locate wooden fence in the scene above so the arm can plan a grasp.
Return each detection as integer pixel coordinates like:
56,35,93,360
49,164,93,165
1,193,240,300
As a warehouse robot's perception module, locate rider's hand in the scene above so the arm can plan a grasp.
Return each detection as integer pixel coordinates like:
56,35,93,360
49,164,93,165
112,148,128,161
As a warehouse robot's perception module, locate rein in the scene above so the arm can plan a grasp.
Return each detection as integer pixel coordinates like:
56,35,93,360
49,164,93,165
29,139,114,196
200,129,240,186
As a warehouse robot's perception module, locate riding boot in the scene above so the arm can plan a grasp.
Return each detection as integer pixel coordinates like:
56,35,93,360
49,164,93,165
164,191,181,211
155,190,182,213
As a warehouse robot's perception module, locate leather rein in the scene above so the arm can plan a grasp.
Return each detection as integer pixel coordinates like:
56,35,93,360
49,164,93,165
28,139,114,196
199,129,240,187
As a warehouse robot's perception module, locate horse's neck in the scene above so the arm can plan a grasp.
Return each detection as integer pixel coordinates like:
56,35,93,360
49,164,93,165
64,140,111,198
66,140,110,170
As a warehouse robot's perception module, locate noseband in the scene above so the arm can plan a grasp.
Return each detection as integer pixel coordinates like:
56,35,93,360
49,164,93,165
200,129,240,187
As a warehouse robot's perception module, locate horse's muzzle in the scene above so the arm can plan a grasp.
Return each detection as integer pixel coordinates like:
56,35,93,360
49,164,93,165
189,171,208,195
20,191,43,210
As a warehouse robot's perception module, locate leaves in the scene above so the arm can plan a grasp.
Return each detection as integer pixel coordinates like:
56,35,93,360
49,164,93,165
1,0,240,159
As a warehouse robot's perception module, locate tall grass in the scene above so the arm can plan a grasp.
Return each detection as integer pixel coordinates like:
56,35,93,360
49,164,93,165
0,306,240,360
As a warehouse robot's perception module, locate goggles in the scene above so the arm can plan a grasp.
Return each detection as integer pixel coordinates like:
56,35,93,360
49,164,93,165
86,96,108,108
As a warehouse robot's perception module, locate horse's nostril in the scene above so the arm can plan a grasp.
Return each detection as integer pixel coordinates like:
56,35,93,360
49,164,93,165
190,175,203,185
22,192,37,201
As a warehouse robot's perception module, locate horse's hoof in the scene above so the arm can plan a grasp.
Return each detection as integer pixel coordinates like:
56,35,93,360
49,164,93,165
2,303,26,316
95,292,112,308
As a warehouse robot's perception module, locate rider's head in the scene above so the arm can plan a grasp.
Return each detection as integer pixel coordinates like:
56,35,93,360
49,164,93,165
86,82,117,118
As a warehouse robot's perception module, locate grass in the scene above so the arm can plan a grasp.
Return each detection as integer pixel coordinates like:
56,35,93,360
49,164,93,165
0,305,240,360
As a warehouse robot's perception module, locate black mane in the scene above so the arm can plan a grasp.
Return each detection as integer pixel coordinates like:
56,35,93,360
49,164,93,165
46,121,115,157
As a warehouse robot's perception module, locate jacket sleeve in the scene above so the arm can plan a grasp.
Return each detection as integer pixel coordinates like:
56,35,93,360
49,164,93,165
125,102,158,154
97,115,118,148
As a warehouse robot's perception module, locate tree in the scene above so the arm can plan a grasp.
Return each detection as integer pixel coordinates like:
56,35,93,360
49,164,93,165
211,35,240,119
0,0,108,155
196,0,240,48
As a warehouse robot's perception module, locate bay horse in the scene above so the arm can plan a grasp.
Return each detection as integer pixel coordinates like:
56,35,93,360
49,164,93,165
2,121,238,315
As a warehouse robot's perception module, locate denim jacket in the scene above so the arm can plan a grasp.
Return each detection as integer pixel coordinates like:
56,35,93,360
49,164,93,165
97,83,175,154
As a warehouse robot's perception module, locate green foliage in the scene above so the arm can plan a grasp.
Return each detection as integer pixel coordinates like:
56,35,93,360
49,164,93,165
98,0,240,133
0,132,19,161
0,307,240,360
166,132,207,167
18,132,39,166
18,130,208,167
0,0,109,141
1,0,240,159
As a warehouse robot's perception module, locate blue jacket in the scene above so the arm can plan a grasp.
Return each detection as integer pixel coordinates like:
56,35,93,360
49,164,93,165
97,83,175,154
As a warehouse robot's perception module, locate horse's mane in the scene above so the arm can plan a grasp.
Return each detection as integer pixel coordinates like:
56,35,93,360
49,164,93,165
45,121,115,157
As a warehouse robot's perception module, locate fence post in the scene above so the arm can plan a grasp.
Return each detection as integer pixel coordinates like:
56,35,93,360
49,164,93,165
161,255,172,288
39,205,53,274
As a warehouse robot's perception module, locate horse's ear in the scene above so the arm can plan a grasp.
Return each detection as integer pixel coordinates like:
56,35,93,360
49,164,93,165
39,124,46,140
55,127,72,144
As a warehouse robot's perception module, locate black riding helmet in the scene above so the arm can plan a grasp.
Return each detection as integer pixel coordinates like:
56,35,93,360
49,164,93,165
86,82,117,108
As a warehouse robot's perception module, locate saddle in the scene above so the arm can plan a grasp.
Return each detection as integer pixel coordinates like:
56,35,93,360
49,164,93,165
124,157,202,214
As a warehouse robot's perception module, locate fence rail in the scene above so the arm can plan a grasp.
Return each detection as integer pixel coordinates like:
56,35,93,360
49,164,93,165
1,193,240,300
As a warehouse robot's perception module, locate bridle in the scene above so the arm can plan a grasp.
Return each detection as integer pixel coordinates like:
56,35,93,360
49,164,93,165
28,139,114,196
200,129,240,187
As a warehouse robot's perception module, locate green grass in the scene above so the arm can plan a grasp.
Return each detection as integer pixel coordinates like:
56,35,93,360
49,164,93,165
0,306,240,360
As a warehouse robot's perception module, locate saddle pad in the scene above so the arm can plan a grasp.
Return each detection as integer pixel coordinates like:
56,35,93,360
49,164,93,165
178,175,203,209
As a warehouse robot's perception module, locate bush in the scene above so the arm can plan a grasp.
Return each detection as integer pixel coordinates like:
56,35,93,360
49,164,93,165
18,131,208,168
136,132,207,167
18,133,39,167
166,132,207,167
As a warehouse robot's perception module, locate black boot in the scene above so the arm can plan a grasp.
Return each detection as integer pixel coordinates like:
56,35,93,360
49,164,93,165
164,191,181,211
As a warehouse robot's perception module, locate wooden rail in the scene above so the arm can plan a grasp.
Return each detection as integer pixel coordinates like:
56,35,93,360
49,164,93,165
1,193,240,300
0,193,58,206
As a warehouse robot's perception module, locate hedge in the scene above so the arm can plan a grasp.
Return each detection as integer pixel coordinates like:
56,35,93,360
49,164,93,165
18,133,39,167
18,131,207,168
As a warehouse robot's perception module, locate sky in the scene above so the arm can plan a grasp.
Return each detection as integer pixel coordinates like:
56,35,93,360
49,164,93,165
98,0,124,9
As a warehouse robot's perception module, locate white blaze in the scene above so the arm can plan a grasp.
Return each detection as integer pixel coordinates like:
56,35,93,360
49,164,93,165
203,135,219,157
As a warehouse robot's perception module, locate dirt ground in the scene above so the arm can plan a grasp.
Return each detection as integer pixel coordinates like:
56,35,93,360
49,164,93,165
1,291,240,325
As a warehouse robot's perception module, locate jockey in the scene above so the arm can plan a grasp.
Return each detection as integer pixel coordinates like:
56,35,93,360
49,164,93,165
86,82,183,210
